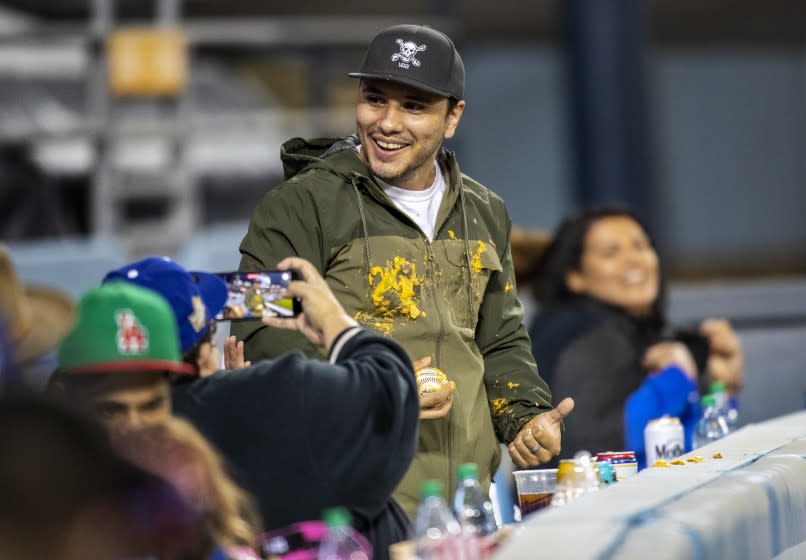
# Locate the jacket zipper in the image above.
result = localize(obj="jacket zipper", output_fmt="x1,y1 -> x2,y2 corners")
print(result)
423,238 -> 445,377
423,236 -> 454,501
354,173 -> 459,499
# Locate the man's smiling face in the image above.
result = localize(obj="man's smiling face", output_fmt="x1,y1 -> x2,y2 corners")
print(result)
356,79 -> 464,190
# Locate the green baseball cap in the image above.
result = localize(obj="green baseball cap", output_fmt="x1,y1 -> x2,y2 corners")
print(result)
58,282 -> 194,375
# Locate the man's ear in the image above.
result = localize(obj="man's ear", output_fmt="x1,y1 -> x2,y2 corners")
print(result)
566,270 -> 586,294
196,342 -> 210,367
443,100 -> 465,140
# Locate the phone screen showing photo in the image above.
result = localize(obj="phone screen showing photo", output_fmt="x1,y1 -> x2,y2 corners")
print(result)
214,271 -> 301,320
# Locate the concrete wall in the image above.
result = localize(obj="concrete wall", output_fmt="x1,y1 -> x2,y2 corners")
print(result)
456,45 -> 806,271
653,50 -> 806,268
455,44 -> 571,231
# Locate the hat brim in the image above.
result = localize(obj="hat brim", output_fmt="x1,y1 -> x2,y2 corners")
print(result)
15,286 -> 76,364
62,359 -> 195,376
348,72 -> 457,99
190,271 -> 228,323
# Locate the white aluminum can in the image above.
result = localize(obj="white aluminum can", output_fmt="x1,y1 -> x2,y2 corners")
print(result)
644,416 -> 685,465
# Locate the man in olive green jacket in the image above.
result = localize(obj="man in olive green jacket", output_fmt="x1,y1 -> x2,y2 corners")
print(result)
235,24 -> 574,520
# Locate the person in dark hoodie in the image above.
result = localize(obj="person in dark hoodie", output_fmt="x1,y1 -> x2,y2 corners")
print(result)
528,208 -> 743,466
233,23 -> 574,521
103,255 -> 420,560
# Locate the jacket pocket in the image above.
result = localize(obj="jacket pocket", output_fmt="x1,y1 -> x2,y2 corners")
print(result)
440,240 -> 503,329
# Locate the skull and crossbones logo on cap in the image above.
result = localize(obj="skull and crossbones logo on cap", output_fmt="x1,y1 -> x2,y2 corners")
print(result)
392,38 -> 427,68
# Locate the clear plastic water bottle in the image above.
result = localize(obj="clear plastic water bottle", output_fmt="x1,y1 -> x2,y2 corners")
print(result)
414,480 -> 462,560
710,382 -> 738,431
693,394 -> 730,449
549,463 -> 572,508
317,507 -> 370,560
552,453 -> 600,508
453,463 -> 497,537
574,451 -> 601,495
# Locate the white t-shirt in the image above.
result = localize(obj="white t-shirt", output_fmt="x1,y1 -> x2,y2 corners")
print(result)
373,160 -> 446,241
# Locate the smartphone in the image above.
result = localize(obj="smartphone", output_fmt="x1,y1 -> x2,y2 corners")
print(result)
671,329 -> 710,373
213,270 -> 302,320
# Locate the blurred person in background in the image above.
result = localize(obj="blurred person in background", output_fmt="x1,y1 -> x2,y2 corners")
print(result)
529,208 -> 743,465
113,416 -> 262,559
0,244 -> 75,390
234,23 -> 572,521
96,255 -> 419,560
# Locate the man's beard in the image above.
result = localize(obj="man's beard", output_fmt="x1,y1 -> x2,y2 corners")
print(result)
359,130 -> 439,187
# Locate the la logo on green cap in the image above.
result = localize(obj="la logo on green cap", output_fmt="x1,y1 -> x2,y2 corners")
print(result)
58,282 -> 195,375
115,309 -> 149,354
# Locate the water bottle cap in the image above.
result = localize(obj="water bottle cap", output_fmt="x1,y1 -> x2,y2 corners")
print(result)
457,463 -> 478,480
322,507 -> 351,528
709,382 -> 726,394
420,479 -> 444,499
701,394 -> 716,407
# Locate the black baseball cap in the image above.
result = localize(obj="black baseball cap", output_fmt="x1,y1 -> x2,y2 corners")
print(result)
349,24 -> 465,100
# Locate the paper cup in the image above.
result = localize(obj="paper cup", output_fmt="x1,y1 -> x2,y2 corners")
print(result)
513,469 -> 557,517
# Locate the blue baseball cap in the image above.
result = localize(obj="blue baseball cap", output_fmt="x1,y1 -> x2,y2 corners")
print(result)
102,257 -> 227,353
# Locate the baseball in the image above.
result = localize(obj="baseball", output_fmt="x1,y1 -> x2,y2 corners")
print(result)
416,366 -> 450,395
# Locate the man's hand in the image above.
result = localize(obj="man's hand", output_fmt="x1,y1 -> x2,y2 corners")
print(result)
262,257 -> 357,351
508,397 -> 575,468
412,356 -> 455,420
420,383 -> 455,420
700,318 -> 743,394
223,335 -> 251,369
642,341 -> 698,381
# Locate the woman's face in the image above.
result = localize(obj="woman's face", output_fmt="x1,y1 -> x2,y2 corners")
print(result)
566,216 -> 660,316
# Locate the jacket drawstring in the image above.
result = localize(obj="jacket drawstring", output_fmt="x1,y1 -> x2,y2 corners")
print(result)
459,184 -> 474,328
351,175 -> 373,278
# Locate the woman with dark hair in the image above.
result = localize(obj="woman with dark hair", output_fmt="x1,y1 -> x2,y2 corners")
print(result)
528,208 -> 742,466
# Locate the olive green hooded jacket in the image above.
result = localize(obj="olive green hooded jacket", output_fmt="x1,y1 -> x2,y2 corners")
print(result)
234,136 -> 552,519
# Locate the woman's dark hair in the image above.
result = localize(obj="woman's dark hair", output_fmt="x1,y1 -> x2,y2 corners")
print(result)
532,207 -> 667,324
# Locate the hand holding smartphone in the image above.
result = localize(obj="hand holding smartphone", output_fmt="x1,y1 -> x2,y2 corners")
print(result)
213,271 -> 302,320
671,329 -> 710,374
